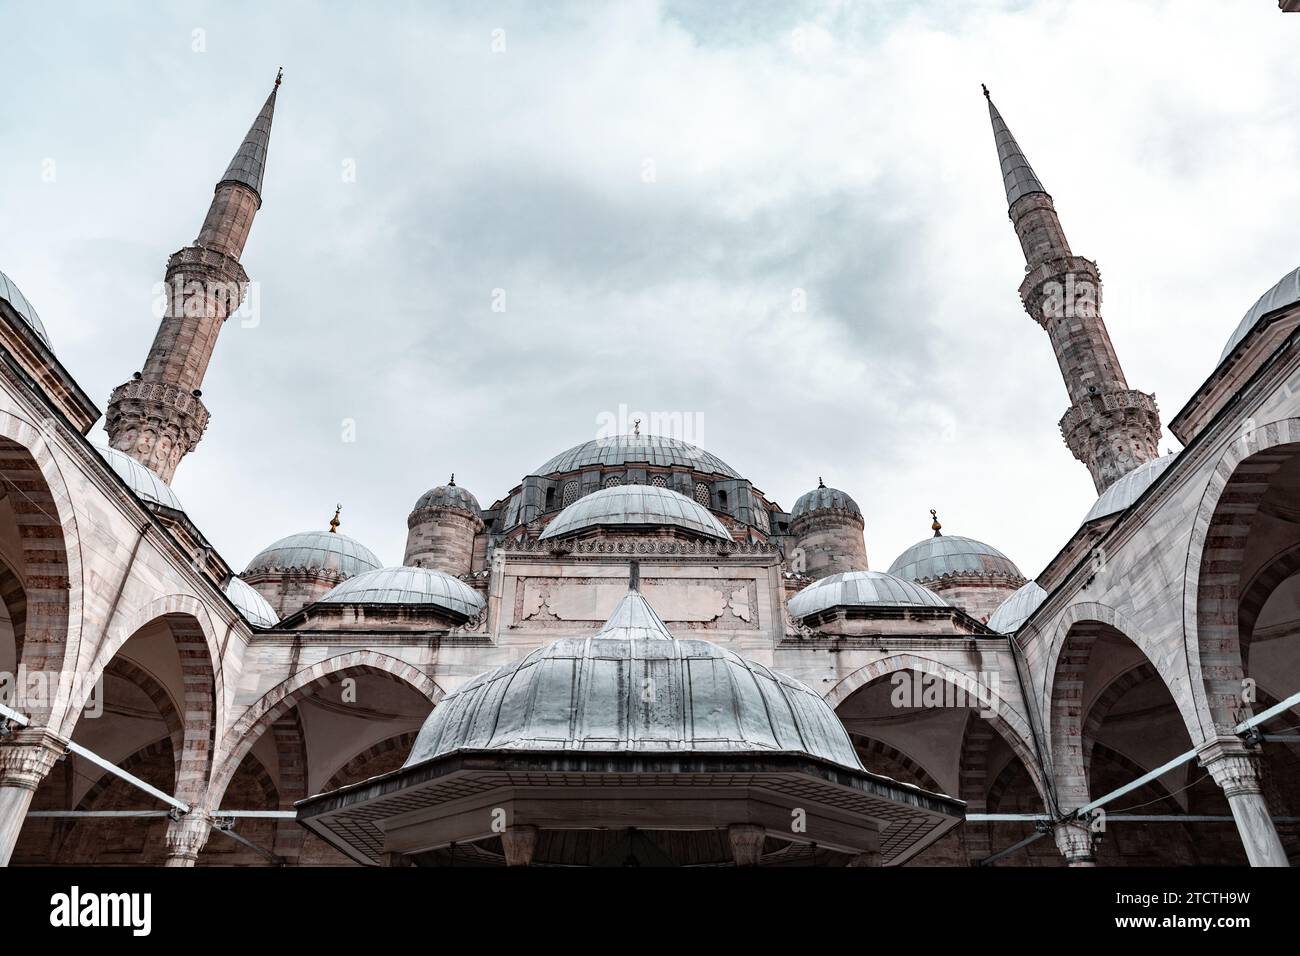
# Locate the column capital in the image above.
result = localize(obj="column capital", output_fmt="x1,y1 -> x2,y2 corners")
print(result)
1198,737 -> 1265,798
1053,819 -> 1097,866
500,825 -> 539,867
164,809 -> 212,866
0,726 -> 67,791
727,823 -> 766,867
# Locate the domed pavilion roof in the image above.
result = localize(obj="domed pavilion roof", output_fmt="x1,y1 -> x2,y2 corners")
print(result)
1082,454 -> 1176,525
888,513 -> 1022,585
787,570 -> 947,620
225,575 -> 279,628
245,528 -> 382,580
412,475 -> 481,517
0,269 -> 51,347
98,446 -> 184,512
318,566 -> 484,619
532,434 -> 740,479
404,586 -> 862,769
790,480 -> 862,521
986,580 -> 1048,634
539,484 -> 731,541
1219,265 -> 1300,362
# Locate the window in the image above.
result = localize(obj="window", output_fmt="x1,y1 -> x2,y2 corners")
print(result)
694,482 -> 710,506
561,481 -> 579,508
718,490 -> 728,511
603,475 -> 622,489
545,487 -> 556,510
650,475 -> 667,488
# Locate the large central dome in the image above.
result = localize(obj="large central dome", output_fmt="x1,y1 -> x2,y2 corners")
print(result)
531,434 -> 740,479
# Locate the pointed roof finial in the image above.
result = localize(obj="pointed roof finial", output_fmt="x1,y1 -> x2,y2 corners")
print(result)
930,508 -> 942,536
448,473 -> 456,487
818,476 -> 826,489
633,418 -> 641,437
985,89 -> 1047,206
329,504 -> 341,534
275,66 -> 283,88
217,75 -> 281,200
981,82 -> 990,100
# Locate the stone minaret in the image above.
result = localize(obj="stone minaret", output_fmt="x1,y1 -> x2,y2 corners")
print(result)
106,72 -> 281,482
985,86 -> 1160,493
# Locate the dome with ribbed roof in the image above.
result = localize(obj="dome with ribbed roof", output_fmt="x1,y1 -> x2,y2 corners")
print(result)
788,570 -> 947,620
540,484 -> 731,541
0,269 -> 50,347
412,476 -> 480,517
1082,454 -> 1176,525
225,575 -> 279,628
245,530 -> 381,580
404,586 -> 862,769
986,581 -> 1047,634
533,434 -> 739,479
319,566 -> 484,619
98,446 -> 184,512
1220,266 -> 1300,362
888,532 -> 1023,585
790,481 -> 862,521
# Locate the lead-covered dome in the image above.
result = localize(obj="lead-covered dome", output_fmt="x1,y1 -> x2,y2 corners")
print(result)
98,446 -> 184,511
532,434 -> 740,479
245,531 -> 382,580
319,566 -> 485,619
1082,454 -> 1176,525
1220,265 -> 1300,362
788,570 -> 947,619
225,575 -> 279,628
0,269 -> 50,347
790,482 -> 862,520
888,534 -> 1022,585
986,580 -> 1047,633
412,477 -> 480,517
404,588 -> 862,770
540,484 -> 731,541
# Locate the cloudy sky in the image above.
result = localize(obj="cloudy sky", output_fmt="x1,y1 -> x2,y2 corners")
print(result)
2,0 -> 1298,577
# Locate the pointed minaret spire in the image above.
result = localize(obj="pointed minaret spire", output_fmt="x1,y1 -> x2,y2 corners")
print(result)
984,87 -> 1160,493
106,75 -> 283,482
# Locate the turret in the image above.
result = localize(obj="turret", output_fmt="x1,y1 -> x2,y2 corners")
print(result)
404,476 -> 484,577
787,479 -> 868,579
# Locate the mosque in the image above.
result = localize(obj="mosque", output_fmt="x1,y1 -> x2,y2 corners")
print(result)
0,72 -> 1297,867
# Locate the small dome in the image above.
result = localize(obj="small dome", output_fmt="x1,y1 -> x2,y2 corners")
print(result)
539,484 -> 731,541
404,588 -> 862,770
0,269 -> 50,347
1220,266 -> 1300,362
245,531 -> 382,580
888,534 -> 1022,584
533,434 -> 740,479
97,446 -> 183,511
1082,454 -> 1176,525
319,566 -> 485,619
790,482 -> 862,521
788,570 -> 947,620
412,478 -> 480,517
986,581 -> 1047,633
225,575 -> 278,628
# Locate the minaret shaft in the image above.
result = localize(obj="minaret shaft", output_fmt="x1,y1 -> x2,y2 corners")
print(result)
987,90 -> 1160,493
105,78 -> 278,483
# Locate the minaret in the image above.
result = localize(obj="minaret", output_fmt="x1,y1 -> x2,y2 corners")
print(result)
106,71 -> 281,482
985,86 -> 1161,493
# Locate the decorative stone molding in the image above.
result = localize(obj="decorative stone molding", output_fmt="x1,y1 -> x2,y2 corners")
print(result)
0,727 -> 67,791
164,809 -> 212,865
727,823 -> 766,866
501,534 -> 776,557
1058,387 -> 1162,493
105,379 -> 211,483
1053,820 -> 1096,866
1198,738 -> 1265,798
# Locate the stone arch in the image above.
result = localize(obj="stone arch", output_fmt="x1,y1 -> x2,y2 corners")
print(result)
58,738 -> 175,865
824,653 -> 1047,804
0,409 -> 82,726
1238,541 -> 1300,664
102,658 -> 185,772
1081,660 -> 1159,779
63,605 -> 219,806
206,650 -> 439,812
850,736 -> 944,793
0,555 -> 27,667
322,730 -> 419,792
1184,417 -> 1300,738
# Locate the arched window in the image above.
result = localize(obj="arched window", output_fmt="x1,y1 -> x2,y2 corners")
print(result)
650,475 -> 667,488
545,487 -> 556,510
694,482 -> 710,506
603,475 -> 622,489
561,481 -> 579,508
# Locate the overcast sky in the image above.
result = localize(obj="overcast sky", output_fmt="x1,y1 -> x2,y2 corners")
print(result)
2,0 -> 1298,578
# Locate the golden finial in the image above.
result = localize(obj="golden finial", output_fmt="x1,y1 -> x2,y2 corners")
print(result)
275,67 -> 283,88
329,504 -> 341,534
930,508 -> 942,536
